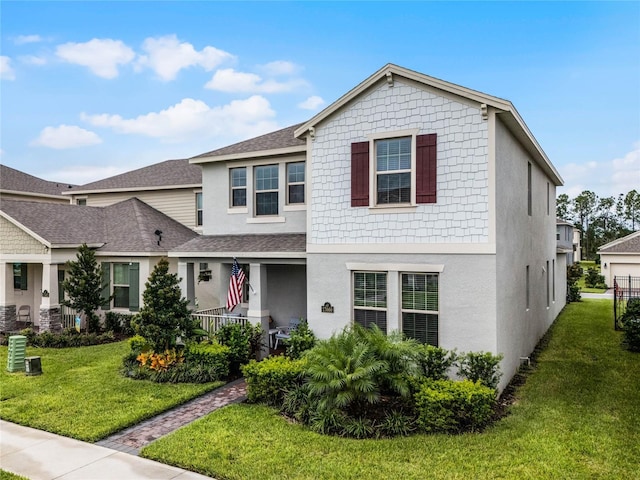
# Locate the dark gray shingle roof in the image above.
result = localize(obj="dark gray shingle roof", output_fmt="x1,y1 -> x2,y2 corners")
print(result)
69,159 -> 201,192
1,198 -> 198,253
191,123 -> 306,159
599,231 -> 640,253
175,233 -> 306,254
0,165 -> 75,197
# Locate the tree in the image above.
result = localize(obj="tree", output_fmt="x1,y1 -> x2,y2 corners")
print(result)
556,193 -> 571,220
133,257 -> 196,351
573,191 -> 598,260
624,190 -> 640,230
61,244 -> 105,333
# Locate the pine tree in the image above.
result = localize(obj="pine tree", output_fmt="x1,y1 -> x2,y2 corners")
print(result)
133,257 -> 196,351
62,244 -> 104,333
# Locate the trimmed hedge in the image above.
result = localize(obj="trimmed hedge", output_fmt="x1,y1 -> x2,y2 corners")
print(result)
185,343 -> 231,380
242,356 -> 307,406
414,379 -> 496,433
7,328 -> 116,348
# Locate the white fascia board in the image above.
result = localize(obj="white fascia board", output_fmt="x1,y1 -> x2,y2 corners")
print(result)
51,243 -> 105,249
168,251 -> 306,259
0,210 -> 52,247
0,253 -> 51,262
189,145 -> 306,164
63,184 -> 201,196
346,262 -> 445,273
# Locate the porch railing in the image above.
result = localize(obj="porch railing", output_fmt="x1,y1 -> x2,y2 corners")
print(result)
191,306 -> 247,335
61,305 -> 77,330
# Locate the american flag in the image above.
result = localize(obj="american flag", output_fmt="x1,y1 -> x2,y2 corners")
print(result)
226,258 -> 246,312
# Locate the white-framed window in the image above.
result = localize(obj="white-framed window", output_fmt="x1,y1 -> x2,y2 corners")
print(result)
287,162 -> 305,204
375,137 -> 412,205
76,198 -> 87,206
401,273 -> 439,346
113,263 -> 131,309
13,263 -> 27,290
353,271 -> 387,332
230,167 -> 247,207
195,192 -> 203,226
255,164 -> 279,216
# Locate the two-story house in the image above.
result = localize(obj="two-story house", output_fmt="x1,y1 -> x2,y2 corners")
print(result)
173,64 -> 565,390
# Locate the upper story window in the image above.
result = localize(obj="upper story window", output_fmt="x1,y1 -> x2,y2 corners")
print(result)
76,198 -> 87,206
230,168 -> 247,207
351,133 -> 436,208
376,137 -> 411,204
195,192 -> 203,226
255,164 -> 279,216
287,162 -> 305,204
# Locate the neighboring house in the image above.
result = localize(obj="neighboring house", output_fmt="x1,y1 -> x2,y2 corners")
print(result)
0,198 -> 198,332
598,230 -> 640,287
64,159 -> 203,231
0,164 -> 75,204
172,63 -> 565,391
557,218 -> 575,265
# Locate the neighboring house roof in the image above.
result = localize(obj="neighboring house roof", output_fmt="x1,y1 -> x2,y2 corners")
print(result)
173,233 -> 306,258
1,198 -> 198,253
556,218 -> 572,226
66,159 -> 201,194
190,123 -> 306,163
0,164 -> 75,199
294,63 -> 563,187
598,231 -> 640,254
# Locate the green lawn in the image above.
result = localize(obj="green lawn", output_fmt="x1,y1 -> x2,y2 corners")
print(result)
0,470 -> 28,480
577,261 -> 608,293
142,299 -> 640,479
0,341 -> 222,441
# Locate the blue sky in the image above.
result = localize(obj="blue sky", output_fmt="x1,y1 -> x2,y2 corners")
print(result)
1,1 -> 639,197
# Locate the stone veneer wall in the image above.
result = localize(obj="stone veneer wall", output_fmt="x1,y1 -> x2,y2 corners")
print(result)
0,305 -> 17,332
310,79 -> 489,245
39,307 -> 61,333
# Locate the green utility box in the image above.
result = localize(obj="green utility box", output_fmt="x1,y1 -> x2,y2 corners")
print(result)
7,335 -> 27,372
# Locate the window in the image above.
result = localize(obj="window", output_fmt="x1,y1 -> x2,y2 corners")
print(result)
353,272 -> 387,332
287,162 -> 305,204
230,168 -> 247,207
526,265 -> 530,310
376,137 -> 411,204
76,198 -> 87,206
13,263 -> 27,290
401,273 -> 439,346
113,264 -> 131,309
195,192 -> 203,226
58,269 -> 65,303
255,165 -> 278,216
351,133 -> 436,207
546,260 -> 550,308
527,162 -> 532,216
552,259 -> 556,302
547,182 -> 550,216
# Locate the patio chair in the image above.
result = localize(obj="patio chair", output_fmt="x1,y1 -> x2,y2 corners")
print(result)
17,305 -> 31,325
274,318 -> 302,350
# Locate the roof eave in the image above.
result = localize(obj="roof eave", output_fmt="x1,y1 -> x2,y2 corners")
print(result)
1,190 -> 69,200
64,184 -> 202,196
189,145 -> 306,164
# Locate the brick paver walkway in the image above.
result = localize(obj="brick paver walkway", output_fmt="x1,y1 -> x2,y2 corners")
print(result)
96,378 -> 246,455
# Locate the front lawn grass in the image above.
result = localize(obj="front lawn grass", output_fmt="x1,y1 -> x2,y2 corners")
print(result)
142,299 -> 640,479
0,341 -> 222,442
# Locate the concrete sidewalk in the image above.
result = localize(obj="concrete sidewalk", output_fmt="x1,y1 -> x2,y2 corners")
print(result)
0,420 -> 212,480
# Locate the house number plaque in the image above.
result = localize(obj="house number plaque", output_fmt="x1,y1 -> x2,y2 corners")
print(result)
321,302 -> 334,313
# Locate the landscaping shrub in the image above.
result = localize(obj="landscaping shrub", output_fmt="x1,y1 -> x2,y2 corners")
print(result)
241,355 -> 307,406
15,328 -> 116,348
216,322 -> 264,374
284,319 -> 317,359
414,379 -> 496,433
415,344 -> 457,380
622,317 -> 640,352
104,311 -> 134,335
585,268 -> 606,289
567,263 -> 582,302
457,351 -> 503,389
128,335 -> 151,354
379,409 -> 417,437
185,343 -> 230,380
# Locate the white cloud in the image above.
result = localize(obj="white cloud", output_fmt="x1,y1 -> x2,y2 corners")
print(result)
205,68 -> 307,93
558,143 -> 640,198
1,56 -> 16,80
298,95 -> 325,110
19,55 -> 47,66
259,60 -> 300,76
31,125 -> 102,149
56,38 -> 135,79
81,96 -> 278,141
14,34 -> 42,45
136,35 -> 234,81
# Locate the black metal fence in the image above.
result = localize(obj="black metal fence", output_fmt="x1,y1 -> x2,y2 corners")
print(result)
614,275 -> 640,330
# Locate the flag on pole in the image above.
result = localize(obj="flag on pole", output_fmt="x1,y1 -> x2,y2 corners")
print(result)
226,258 -> 246,311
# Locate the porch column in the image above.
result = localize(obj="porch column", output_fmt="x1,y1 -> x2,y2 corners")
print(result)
178,261 -> 196,309
40,263 -> 61,332
0,262 -> 17,332
247,263 -> 270,358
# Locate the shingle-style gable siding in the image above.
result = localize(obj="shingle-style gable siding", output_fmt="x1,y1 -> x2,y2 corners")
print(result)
310,79 -> 489,245
0,217 -> 47,255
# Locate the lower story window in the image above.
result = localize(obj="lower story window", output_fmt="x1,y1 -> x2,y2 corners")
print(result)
353,272 -> 387,332
13,263 -> 28,290
401,273 -> 439,345
113,264 -> 130,309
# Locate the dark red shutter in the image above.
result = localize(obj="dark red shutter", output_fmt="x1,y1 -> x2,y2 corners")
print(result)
416,133 -> 437,204
351,141 -> 369,207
